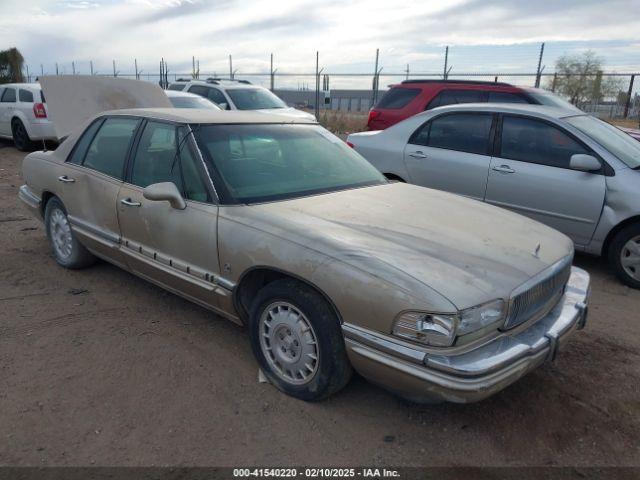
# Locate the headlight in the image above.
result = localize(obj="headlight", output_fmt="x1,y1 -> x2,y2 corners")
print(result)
458,299 -> 505,335
392,311 -> 457,347
392,299 -> 505,347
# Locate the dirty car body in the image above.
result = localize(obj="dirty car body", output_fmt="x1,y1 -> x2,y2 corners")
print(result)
19,87 -> 590,403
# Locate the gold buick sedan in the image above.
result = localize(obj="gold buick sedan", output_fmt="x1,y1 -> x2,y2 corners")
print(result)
18,80 -> 590,403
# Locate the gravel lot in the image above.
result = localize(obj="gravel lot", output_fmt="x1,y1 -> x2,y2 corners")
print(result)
1,140 -> 639,467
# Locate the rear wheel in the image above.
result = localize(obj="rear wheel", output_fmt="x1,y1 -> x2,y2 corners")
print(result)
249,279 -> 352,401
608,223 -> 640,289
11,119 -> 34,152
44,197 -> 96,269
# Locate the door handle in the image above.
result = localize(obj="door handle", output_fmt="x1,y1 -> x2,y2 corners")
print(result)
492,165 -> 515,174
409,151 -> 427,159
120,198 -> 141,207
57,175 -> 75,183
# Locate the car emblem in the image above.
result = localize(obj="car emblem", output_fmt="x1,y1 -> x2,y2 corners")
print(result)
532,243 -> 541,258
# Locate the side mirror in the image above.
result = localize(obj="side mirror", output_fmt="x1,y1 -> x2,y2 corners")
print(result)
143,182 -> 186,210
570,154 -> 601,172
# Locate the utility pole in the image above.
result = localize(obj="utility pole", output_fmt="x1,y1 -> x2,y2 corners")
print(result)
40,64 -> 44,77
135,59 -> 141,80
405,64 -> 409,81
624,75 -> 635,119
315,51 -> 320,119
535,42 -> 545,88
371,48 -> 379,108
229,55 -> 233,80
90,60 -> 94,75
113,60 -> 117,77
443,46 -> 449,80
71,61 -> 76,75
55,63 -> 59,75
25,65 -> 29,82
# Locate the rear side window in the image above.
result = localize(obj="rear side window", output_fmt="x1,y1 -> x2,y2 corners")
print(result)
188,85 -> 209,97
411,113 -> 493,155
68,120 -> 103,165
1,88 -> 16,103
19,89 -> 34,103
376,88 -> 420,109
206,88 -> 227,106
427,89 -> 486,110
83,118 -> 139,179
487,91 -> 529,104
500,116 -> 589,168
168,83 -> 186,91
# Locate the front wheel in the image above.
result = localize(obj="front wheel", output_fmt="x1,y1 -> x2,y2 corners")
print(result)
44,197 -> 96,269
249,279 -> 352,401
608,223 -> 640,289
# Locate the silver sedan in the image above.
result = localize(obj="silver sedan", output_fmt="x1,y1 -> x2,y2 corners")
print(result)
348,103 -> 640,288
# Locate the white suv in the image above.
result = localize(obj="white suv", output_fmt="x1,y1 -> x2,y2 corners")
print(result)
0,83 -> 57,151
168,78 -> 315,120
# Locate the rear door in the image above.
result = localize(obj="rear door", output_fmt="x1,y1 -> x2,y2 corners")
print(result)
59,116 -> 141,265
403,112 -> 494,201
116,120 -> 223,309
484,115 -> 606,246
0,87 -> 17,136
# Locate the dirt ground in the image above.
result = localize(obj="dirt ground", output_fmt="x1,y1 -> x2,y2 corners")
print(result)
1,140 -> 639,468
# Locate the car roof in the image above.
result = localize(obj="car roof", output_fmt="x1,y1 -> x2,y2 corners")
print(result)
1,83 -> 41,90
426,102 -> 583,120
177,80 -> 261,90
165,89 -> 203,98
101,107 -> 316,124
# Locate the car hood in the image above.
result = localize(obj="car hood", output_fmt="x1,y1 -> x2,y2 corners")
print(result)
257,107 -> 316,120
244,183 -> 573,310
40,75 -> 171,138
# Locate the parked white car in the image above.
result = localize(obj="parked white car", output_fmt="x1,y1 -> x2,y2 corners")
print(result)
348,103 -> 640,288
0,83 -> 57,150
165,89 -> 222,110
168,78 -> 315,120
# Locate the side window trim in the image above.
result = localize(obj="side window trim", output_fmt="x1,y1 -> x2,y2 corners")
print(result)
495,113 -> 609,174
408,111 -> 495,156
65,117 -> 105,164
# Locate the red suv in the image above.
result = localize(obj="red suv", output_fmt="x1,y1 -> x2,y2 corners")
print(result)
367,80 -> 573,130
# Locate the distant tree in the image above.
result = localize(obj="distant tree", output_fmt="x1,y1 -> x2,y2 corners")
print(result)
0,47 -> 25,84
548,50 -> 623,105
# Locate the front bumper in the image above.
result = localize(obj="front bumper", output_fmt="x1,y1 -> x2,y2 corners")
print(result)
343,266 -> 590,403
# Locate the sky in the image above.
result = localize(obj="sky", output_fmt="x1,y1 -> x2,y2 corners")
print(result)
1,0 -> 639,89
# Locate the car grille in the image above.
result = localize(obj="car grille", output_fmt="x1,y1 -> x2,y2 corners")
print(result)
503,260 -> 572,330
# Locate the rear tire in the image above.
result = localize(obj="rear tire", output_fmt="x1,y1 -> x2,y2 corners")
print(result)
249,279 -> 352,401
11,119 -> 34,152
44,197 -> 96,269
608,223 -> 640,289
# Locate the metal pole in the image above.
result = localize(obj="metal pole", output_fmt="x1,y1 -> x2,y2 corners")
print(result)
624,75 -> 635,119
25,65 -> 29,82
551,73 -> 558,92
443,46 -> 449,80
229,55 -> 233,80
405,64 -> 409,81
135,59 -> 139,80
55,63 -> 59,75
270,53 -> 274,91
371,48 -> 379,108
90,60 -> 94,75
315,51 -> 319,119
535,42 -> 545,88
113,60 -> 117,77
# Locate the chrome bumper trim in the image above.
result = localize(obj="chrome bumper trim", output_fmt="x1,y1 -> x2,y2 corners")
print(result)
18,185 -> 42,213
343,266 -> 590,403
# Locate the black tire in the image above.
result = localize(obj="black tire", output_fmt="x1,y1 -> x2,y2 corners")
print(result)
11,119 -> 34,152
608,223 -> 640,289
44,197 -> 96,269
249,278 -> 352,401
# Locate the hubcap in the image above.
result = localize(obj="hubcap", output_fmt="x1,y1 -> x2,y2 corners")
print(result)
621,235 -> 640,282
49,208 -> 73,259
259,301 -> 319,385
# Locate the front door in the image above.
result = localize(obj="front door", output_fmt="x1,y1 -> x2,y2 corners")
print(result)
403,112 -> 494,201
116,120 -> 222,309
484,115 -> 606,246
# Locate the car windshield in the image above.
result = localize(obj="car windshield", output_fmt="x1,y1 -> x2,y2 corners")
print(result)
170,96 -> 220,109
193,124 -> 387,203
565,115 -> 640,169
527,89 -> 581,111
226,88 -> 286,110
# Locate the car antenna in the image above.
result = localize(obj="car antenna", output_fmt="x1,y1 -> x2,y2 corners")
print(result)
41,139 -> 47,152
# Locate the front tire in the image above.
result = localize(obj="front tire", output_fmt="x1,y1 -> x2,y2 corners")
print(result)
249,279 -> 352,401
44,197 -> 96,269
608,223 -> 640,289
